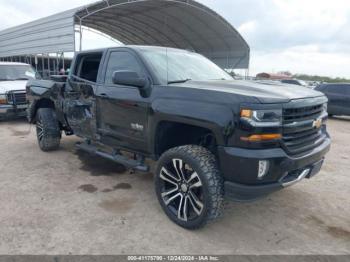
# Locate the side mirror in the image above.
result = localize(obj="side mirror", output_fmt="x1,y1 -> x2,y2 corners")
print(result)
112,70 -> 147,88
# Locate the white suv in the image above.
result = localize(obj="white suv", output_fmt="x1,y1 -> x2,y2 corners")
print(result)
0,62 -> 38,120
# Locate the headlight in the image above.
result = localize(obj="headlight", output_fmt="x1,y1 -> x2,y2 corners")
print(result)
241,109 -> 282,123
240,108 -> 282,142
0,94 -> 7,105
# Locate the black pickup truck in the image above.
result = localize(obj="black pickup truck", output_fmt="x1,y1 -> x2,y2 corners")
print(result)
27,46 -> 331,229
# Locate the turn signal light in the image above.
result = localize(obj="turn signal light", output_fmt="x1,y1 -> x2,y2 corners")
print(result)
241,134 -> 282,142
240,109 -> 252,118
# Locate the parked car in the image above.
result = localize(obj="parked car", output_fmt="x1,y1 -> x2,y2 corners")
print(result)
26,46 -> 330,229
0,62 -> 38,120
280,79 -> 309,87
315,83 -> 350,116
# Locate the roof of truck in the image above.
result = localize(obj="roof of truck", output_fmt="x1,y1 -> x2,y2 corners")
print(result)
77,45 -> 197,53
129,45 -> 195,52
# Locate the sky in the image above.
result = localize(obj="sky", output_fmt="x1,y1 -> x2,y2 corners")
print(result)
0,0 -> 349,78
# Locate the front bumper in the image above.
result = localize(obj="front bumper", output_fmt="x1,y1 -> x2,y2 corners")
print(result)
218,137 -> 331,201
0,104 -> 27,120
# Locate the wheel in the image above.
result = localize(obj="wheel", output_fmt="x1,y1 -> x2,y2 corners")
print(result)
36,108 -> 61,152
155,145 -> 224,229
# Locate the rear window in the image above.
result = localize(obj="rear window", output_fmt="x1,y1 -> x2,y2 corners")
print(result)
315,85 -> 326,91
73,53 -> 103,82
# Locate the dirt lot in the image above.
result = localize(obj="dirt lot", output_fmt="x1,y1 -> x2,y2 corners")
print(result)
0,118 -> 349,255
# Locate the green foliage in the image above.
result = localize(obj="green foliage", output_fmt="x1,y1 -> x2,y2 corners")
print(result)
294,74 -> 350,83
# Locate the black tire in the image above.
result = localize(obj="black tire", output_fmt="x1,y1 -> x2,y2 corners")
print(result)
155,145 -> 224,230
36,108 -> 61,152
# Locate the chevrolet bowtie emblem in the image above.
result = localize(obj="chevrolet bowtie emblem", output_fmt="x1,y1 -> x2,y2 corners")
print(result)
313,118 -> 323,129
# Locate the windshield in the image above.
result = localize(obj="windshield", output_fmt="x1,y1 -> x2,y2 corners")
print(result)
298,80 -> 308,86
0,65 -> 37,81
140,49 -> 233,84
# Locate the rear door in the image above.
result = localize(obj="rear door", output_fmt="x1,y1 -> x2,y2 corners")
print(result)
95,49 -> 150,153
63,52 -> 103,139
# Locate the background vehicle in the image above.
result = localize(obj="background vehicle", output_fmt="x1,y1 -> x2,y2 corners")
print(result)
0,62 -> 38,120
26,46 -> 330,229
315,83 -> 350,116
280,79 -> 308,87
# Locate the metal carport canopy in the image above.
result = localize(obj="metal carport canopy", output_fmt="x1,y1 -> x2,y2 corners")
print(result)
0,0 -> 250,69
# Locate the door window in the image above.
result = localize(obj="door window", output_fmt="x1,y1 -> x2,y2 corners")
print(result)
73,53 -> 103,82
328,85 -> 347,95
105,52 -> 143,85
343,85 -> 350,95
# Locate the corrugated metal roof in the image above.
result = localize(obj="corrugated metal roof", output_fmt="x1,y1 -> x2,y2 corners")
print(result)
0,9 -> 76,57
0,0 -> 250,69
0,62 -> 30,66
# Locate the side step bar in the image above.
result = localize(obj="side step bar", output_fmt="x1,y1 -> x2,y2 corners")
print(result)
76,142 -> 150,172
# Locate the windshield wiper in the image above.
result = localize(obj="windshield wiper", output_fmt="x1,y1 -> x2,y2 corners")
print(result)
14,78 -> 29,81
168,79 -> 192,84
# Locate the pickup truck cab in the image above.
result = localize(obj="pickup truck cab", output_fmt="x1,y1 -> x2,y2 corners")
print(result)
27,46 -> 330,229
0,62 -> 38,120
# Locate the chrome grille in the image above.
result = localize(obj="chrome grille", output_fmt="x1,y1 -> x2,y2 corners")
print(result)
284,104 -> 323,123
282,103 -> 326,155
6,91 -> 27,105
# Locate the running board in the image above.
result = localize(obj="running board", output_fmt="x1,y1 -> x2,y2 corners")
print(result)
76,142 -> 149,172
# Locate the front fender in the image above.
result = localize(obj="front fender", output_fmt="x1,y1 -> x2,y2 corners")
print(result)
150,98 -> 235,148
26,80 -> 62,123
26,80 -> 57,99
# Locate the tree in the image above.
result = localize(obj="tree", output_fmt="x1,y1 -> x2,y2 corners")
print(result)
293,74 -> 350,83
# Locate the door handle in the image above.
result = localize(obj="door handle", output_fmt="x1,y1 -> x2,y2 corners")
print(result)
99,93 -> 109,98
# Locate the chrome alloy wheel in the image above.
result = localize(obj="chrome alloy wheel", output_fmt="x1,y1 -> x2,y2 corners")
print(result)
36,119 -> 44,142
159,159 -> 204,221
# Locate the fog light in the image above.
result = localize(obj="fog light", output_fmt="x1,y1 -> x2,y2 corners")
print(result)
258,160 -> 270,179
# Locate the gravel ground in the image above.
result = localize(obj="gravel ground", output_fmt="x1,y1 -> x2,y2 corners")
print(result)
0,118 -> 349,255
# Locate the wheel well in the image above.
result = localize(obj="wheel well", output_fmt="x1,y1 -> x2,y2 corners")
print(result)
32,98 -> 55,122
155,121 -> 217,158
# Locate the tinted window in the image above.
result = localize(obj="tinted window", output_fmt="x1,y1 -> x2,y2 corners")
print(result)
73,53 -> 103,82
105,52 -> 143,85
327,85 -> 349,95
315,85 -> 326,92
345,85 -> 350,95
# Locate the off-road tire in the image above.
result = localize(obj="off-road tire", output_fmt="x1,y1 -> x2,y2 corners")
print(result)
155,145 -> 224,230
36,108 -> 61,152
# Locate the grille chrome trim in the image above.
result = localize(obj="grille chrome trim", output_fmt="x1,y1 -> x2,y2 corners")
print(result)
282,102 -> 327,156
6,90 -> 27,105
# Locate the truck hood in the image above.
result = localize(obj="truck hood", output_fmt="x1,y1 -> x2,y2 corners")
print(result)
0,80 -> 27,93
177,80 -> 324,103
